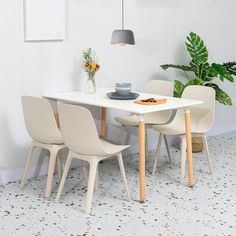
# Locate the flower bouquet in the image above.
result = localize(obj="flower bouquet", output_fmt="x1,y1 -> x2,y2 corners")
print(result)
82,48 -> 100,93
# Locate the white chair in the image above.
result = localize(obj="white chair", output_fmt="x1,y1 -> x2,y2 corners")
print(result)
21,96 -> 65,197
55,103 -> 130,214
152,85 -> 215,183
115,80 -> 174,158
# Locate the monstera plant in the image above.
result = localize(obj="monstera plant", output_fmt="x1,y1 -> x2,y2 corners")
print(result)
161,32 -> 236,105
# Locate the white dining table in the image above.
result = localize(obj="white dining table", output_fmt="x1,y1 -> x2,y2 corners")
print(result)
44,88 -> 203,202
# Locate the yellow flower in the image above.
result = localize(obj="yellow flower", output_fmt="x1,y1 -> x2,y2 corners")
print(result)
90,63 -> 97,69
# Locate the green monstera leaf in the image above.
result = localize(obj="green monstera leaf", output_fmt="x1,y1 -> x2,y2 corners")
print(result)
174,80 -> 186,98
190,60 -> 210,81
174,78 -> 203,98
186,78 -> 204,86
160,64 -> 193,72
209,63 -> 234,82
186,32 -> 208,64
223,62 -> 236,76
205,83 -> 232,105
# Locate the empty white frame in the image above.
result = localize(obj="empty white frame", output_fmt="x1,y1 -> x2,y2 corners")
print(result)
24,0 -> 65,41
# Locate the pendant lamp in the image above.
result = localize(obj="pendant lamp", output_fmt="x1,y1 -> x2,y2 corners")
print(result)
111,0 -> 135,45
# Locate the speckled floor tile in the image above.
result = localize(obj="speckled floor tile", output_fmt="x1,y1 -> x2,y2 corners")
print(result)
0,131 -> 235,236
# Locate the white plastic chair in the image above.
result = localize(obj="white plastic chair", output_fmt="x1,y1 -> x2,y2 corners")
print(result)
55,103 -> 130,214
152,85 -> 215,183
21,96 -> 65,197
115,80 -> 174,158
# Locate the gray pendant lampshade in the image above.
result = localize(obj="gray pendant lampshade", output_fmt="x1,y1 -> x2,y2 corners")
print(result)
111,0 -> 135,45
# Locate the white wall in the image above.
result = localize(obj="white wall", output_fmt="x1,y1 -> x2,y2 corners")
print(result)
0,0 -> 236,182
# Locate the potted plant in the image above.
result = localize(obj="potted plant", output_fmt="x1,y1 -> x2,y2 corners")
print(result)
160,32 -> 236,151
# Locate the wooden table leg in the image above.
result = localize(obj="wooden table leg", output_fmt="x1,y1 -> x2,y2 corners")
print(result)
138,115 -> 145,202
185,109 -> 194,187
100,107 -> 107,140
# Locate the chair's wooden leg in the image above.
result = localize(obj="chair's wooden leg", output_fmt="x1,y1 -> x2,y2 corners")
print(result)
100,107 -> 107,140
138,115 -> 145,203
21,144 -> 35,188
185,109 -> 194,187
180,136 -> 187,183
55,153 -> 73,203
45,147 -> 58,198
117,152 -> 131,201
153,133 -> 163,175
203,136 -> 213,175
163,135 -> 171,162
85,159 -> 98,214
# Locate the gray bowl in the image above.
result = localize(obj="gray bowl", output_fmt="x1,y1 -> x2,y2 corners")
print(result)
115,83 -> 132,96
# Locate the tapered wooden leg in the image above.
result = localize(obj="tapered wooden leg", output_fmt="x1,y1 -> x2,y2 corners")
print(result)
185,109 -> 194,187
138,115 -> 145,202
100,107 -> 107,140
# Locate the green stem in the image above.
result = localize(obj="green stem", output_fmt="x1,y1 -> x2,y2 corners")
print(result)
183,70 -> 190,80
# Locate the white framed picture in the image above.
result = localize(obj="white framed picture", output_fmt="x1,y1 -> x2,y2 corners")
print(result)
24,0 -> 65,41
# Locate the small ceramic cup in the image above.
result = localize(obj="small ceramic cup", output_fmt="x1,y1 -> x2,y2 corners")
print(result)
115,83 -> 132,96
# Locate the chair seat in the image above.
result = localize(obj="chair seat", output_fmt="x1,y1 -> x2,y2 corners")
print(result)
152,121 -> 205,136
99,139 -> 129,155
115,115 -> 140,126
38,137 -> 64,145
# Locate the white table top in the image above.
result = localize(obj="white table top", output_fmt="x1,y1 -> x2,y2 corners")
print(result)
43,88 -> 203,114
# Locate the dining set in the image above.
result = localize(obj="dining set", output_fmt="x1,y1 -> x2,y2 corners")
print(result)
20,80 -> 215,214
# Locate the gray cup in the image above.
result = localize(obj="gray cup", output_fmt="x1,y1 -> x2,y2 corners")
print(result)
115,83 -> 132,96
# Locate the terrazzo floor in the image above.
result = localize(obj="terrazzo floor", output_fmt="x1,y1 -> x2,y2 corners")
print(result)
0,131 -> 235,236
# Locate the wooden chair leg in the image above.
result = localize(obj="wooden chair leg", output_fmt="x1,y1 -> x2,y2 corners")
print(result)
55,154 -> 73,203
117,152 -> 131,201
21,144 -> 35,188
180,136 -> 187,183
85,159 -> 98,214
153,133 -> 163,175
163,135 -> 171,162
203,136 -> 213,175
45,147 -> 58,198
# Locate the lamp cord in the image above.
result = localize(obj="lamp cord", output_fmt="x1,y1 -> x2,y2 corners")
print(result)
122,0 -> 124,29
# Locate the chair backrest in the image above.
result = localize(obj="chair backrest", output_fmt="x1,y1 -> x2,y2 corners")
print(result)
21,96 -> 63,144
171,85 -> 215,133
143,80 -> 174,124
58,103 -> 106,156
144,80 -> 174,96
181,85 -> 215,133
